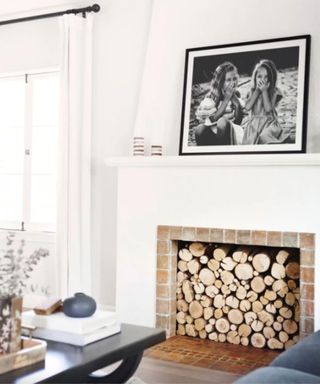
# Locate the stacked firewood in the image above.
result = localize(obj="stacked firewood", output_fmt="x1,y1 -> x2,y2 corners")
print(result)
176,242 -> 300,350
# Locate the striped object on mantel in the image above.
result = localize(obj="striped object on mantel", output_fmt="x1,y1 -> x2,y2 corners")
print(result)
151,145 -> 162,156
133,137 -> 145,156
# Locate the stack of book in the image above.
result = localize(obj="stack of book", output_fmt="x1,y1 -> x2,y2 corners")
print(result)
22,310 -> 121,346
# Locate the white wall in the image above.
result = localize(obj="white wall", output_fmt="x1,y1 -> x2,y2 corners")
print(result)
91,0 -> 153,306
135,0 -> 320,154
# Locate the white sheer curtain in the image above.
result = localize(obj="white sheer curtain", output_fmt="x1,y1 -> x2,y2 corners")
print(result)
57,14 -> 93,297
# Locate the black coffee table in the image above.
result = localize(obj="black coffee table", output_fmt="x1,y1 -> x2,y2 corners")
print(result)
0,323 -> 166,383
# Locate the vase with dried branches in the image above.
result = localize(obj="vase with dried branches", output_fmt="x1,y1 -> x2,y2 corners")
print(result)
0,232 -> 49,354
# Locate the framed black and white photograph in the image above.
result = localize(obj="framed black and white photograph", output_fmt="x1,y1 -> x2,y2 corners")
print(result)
179,35 -> 310,155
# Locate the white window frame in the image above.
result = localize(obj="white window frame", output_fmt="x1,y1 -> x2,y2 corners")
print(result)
0,68 -> 59,233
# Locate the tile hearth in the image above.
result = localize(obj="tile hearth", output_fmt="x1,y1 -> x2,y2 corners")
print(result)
145,334 -> 280,375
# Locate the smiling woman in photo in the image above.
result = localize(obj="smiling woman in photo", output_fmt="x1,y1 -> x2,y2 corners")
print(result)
194,61 -> 244,146
242,59 -> 291,145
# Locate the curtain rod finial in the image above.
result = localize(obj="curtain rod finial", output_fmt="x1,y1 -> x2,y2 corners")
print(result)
92,4 -> 100,13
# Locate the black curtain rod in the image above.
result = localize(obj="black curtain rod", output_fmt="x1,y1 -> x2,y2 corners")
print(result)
0,4 -> 100,26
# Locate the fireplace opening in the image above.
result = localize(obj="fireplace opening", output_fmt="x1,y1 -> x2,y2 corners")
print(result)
156,226 -> 315,347
176,240 -> 300,350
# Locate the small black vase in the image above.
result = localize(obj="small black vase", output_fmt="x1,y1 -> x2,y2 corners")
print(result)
63,293 -> 97,318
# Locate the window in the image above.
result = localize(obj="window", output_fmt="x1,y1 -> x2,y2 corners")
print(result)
0,71 -> 59,232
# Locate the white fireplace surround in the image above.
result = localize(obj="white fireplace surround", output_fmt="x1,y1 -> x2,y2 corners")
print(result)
106,154 -> 320,330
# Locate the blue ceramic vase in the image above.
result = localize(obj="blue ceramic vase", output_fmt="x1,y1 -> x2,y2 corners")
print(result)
63,292 -> 97,318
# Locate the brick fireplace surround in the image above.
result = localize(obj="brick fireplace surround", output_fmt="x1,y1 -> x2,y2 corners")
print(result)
156,225 -> 315,340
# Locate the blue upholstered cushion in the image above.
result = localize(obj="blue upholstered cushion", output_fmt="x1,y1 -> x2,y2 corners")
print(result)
234,367 -> 320,384
270,331 -> 320,376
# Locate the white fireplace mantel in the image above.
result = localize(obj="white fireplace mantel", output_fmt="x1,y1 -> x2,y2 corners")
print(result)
109,152 -> 320,330
105,153 -> 320,168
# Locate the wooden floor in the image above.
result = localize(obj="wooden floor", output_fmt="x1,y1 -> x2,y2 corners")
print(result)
134,357 -> 240,384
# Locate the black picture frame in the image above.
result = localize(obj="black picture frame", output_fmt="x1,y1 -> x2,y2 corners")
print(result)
179,35 -> 310,155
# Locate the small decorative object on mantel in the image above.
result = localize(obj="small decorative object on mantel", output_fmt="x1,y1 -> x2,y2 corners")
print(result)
132,136 -> 145,156
151,145 -> 163,156
63,292 -> 97,318
0,232 -> 49,354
